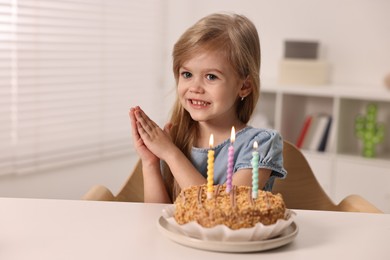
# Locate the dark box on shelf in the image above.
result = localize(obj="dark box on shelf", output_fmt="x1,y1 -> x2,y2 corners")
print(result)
284,40 -> 319,59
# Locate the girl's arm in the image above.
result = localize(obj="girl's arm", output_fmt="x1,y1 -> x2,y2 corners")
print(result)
141,161 -> 171,203
232,168 -> 271,189
134,107 -> 206,189
162,146 -> 207,188
129,107 -> 171,203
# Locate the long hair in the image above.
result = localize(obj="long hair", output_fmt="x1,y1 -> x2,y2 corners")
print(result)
163,13 -> 261,200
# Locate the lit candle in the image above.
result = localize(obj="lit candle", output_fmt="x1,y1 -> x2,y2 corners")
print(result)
226,126 -> 235,193
251,141 -> 259,199
207,134 -> 214,199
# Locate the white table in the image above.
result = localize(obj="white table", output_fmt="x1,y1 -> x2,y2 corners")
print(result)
0,197 -> 389,260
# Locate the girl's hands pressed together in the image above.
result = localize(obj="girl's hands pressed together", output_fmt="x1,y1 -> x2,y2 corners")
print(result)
132,106 -> 175,161
129,106 -> 172,203
129,106 -> 159,165
131,106 -> 207,195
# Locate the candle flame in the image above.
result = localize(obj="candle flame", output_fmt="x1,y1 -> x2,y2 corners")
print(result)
253,141 -> 258,149
230,126 -> 235,143
209,134 -> 214,148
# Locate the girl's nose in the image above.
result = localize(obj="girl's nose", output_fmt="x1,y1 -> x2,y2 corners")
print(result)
189,77 -> 205,93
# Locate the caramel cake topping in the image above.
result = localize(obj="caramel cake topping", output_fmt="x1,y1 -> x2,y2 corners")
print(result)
173,184 -> 286,229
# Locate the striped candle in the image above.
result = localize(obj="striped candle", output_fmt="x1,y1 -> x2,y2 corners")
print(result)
226,126 -> 235,193
251,141 -> 259,199
207,134 -> 214,199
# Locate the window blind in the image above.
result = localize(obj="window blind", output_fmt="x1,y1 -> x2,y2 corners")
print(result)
0,0 -> 165,175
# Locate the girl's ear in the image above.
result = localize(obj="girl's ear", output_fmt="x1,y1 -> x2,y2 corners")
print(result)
239,78 -> 253,99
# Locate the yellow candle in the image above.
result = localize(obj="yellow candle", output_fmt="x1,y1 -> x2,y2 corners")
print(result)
207,134 -> 214,199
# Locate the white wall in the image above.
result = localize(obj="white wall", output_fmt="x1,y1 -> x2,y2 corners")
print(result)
1,0 -> 389,200
0,154 -> 137,200
163,0 -> 390,91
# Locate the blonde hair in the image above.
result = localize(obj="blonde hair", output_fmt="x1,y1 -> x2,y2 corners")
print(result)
164,13 -> 261,200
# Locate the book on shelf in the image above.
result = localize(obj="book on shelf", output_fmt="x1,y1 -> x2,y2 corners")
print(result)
318,116 -> 332,152
296,115 -> 313,148
301,115 -> 320,150
296,114 -> 332,152
307,115 -> 331,151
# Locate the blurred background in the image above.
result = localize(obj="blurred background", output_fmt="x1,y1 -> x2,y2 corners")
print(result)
0,0 -> 389,209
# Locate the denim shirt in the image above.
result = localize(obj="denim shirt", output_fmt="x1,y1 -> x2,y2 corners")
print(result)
191,126 -> 287,191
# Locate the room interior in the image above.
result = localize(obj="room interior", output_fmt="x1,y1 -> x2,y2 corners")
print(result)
0,0 -> 389,213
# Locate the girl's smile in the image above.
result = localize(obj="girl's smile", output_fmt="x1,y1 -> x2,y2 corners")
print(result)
188,98 -> 211,108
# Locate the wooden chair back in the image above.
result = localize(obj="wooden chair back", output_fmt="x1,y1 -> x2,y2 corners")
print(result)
273,140 -> 337,210
116,159 -> 144,202
82,159 -> 144,202
274,140 -> 382,213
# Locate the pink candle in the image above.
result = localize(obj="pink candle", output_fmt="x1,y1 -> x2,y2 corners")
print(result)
226,126 -> 235,193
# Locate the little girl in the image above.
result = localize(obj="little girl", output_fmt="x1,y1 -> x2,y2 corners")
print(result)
130,13 -> 286,203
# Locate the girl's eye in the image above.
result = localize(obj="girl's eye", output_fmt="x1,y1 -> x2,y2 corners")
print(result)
181,72 -> 192,79
206,74 -> 218,81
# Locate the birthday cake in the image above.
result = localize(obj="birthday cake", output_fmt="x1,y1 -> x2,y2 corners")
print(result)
173,184 -> 286,230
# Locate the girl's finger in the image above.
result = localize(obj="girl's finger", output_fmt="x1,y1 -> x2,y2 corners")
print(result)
129,108 -> 141,140
138,107 -> 159,128
136,109 -> 158,133
136,120 -> 148,136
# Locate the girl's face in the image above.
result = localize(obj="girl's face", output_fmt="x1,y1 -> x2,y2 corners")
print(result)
177,50 -> 245,126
